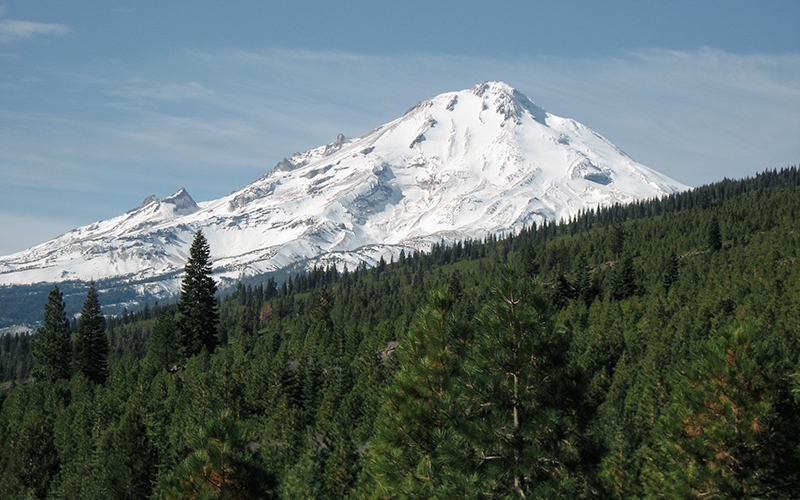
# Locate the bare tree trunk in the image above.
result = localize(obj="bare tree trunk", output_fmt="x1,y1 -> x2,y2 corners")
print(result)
513,372 -> 525,497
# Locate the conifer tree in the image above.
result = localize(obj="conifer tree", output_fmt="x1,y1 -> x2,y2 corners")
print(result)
610,221 -> 626,258
576,253 -> 597,305
460,268 -> 574,497
522,245 -> 540,278
72,282 -> 108,384
610,252 -> 636,300
31,286 -> 72,382
310,288 -> 334,334
708,214 -> 722,251
642,324 -> 799,497
177,230 -> 219,356
447,270 -> 463,300
661,250 -> 680,292
358,288 -> 473,499
144,310 -> 181,373
0,382 -> 64,499
360,273 -> 576,498
98,403 -> 157,500
158,410 -> 276,499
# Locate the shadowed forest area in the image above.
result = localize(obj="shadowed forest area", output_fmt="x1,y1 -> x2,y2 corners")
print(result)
1,166 -> 799,499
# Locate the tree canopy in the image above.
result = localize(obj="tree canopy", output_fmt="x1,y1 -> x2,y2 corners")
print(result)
72,282 -> 108,385
177,230 -> 219,356
0,166 -> 798,498
31,286 -> 72,382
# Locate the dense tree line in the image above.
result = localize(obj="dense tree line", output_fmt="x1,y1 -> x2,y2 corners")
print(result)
0,166 -> 798,498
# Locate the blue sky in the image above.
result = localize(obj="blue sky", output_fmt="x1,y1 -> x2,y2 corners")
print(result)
1,1 -> 798,255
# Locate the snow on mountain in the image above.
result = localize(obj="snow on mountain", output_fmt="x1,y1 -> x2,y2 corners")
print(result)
0,81 -> 689,305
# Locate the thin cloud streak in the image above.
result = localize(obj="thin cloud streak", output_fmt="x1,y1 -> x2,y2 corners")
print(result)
0,19 -> 71,43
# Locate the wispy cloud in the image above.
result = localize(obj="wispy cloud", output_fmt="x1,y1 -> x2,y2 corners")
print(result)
5,47 -> 799,185
107,80 -> 215,103
167,47 -> 800,186
1,46 -> 798,254
0,18 -> 71,43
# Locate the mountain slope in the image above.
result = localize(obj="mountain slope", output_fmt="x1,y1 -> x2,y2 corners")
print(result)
0,82 -> 688,306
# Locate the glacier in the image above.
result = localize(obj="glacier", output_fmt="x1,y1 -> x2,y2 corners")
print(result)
0,81 -> 689,313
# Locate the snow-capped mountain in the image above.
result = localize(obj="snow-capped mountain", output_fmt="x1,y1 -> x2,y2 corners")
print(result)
0,82 -> 688,307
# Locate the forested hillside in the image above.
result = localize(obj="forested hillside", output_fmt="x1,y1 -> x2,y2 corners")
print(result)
1,167 -> 798,499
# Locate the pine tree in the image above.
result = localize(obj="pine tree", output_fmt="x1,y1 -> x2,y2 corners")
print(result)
144,310 -> 181,373
31,286 -> 72,382
98,403 -> 157,500
447,270 -> 464,300
72,282 -> 108,384
708,214 -> 722,251
576,253 -> 597,305
610,221 -> 626,258
610,252 -> 637,300
358,288 -> 473,499
642,324 -> 800,497
460,268 -> 574,497
522,245 -> 540,278
157,410 -> 276,499
360,272 -> 577,498
661,251 -> 680,292
177,230 -> 219,356
0,382 -> 65,499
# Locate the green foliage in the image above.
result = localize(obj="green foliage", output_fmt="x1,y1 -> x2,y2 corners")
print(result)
157,410 -> 276,499
609,252 -> 637,301
49,374 -> 105,499
97,403 -> 158,500
0,381 -> 67,499
0,332 -> 33,383
357,288 -> 470,499
461,269 -> 576,497
642,324 -> 800,498
360,271 -> 579,498
178,230 -> 220,357
708,213 -> 722,251
144,309 -> 182,373
31,286 -> 72,382
0,166 -> 798,498
72,282 -> 109,385
661,251 -> 679,292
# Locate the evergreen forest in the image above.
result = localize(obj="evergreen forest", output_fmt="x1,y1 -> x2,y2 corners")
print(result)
1,167 -> 799,499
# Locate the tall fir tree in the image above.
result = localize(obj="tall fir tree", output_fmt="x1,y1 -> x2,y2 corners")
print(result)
177,230 -> 219,356
72,282 -> 108,385
661,250 -> 680,292
610,220 -> 626,258
31,286 -> 72,382
359,272 -> 577,498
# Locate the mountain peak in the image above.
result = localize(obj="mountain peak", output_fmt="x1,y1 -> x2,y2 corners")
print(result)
470,81 -> 547,125
162,188 -> 199,214
137,195 -> 159,209
133,188 -> 198,216
322,133 -> 348,156
0,83 -> 688,311
403,81 -> 547,128
471,80 -> 515,97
